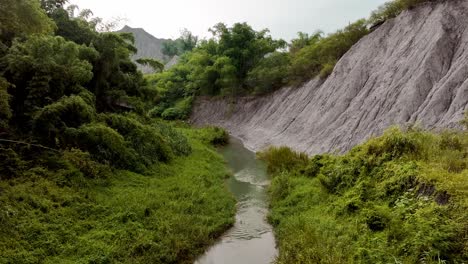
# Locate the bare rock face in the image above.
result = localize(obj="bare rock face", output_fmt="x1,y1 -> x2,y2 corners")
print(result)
117,26 -> 172,73
191,0 -> 468,154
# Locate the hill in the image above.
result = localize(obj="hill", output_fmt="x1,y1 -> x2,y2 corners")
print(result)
117,25 -> 172,73
191,0 -> 468,154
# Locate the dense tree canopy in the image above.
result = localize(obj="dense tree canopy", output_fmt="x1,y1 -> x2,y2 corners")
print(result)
162,29 -> 198,57
0,0 -> 55,46
0,0 -> 177,172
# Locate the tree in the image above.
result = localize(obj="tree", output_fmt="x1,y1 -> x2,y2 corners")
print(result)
0,0 -> 55,44
40,0 -> 68,13
3,35 -> 96,127
162,29 -> 198,57
0,78 -> 12,130
136,58 -> 165,73
290,31 -> 323,54
209,22 -> 286,89
289,19 -> 369,83
247,52 -> 291,94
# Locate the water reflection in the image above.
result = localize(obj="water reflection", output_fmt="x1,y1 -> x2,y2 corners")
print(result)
195,137 -> 277,264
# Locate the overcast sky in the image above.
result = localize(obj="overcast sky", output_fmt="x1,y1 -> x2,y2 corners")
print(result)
69,0 -> 388,41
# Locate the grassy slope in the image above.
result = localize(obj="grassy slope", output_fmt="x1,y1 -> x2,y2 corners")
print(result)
0,127 -> 235,264
260,128 -> 468,263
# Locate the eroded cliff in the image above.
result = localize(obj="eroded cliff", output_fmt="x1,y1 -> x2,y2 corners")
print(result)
191,0 -> 468,154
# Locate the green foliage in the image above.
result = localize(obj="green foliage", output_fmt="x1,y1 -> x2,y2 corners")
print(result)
3,35 -> 96,126
289,31 -> 323,55
289,19 -> 369,84
148,22 -> 286,119
247,52 -> 291,94
369,0 -> 434,26
0,3 -> 236,263
136,58 -> 165,72
265,127 -> 468,263
0,0 -> 55,44
0,131 -> 236,263
0,148 -> 27,180
33,95 -> 96,145
162,29 -> 198,57
189,126 -> 230,147
62,148 -> 111,179
153,122 -> 192,156
0,78 -> 12,129
160,97 -> 193,120
257,146 -> 308,174
462,111 -> 468,130
99,113 -> 174,165
67,123 -> 142,171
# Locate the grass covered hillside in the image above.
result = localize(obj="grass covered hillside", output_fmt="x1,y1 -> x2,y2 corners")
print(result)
0,1 -> 235,263
0,125 -> 235,263
259,125 -> 468,263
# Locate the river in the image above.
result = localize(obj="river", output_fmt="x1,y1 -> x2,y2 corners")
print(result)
195,137 -> 277,264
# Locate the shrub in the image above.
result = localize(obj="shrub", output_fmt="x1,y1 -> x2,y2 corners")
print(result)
62,148 -> 111,179
160,96 -> 193,120
365,209 -> 390,232
319,61 -> 336,79
302,154 -> 331,178
0,78 -> 12,130
66,123 -> 143,171
0,147 -> 26,179
365,127 -> 422,159
153,122 -> 192,156
289,19 -> 369,84
195,126 -> 230,146
33,95 -> 96,146
247,52 -> 290,94
461,111 -> 468,129
257,146 -> 308,174
368,0 -> 437,26
439,131 -> 464,151
99,113 -> 175,165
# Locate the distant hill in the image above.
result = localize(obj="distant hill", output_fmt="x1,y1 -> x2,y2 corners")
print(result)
117,25 -> 174,74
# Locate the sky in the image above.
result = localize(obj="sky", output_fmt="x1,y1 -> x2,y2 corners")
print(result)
69,0 -> 389,41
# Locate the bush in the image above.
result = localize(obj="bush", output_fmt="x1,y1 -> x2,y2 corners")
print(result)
364,127 -> 422,159
189,126 -> 230,147
289,19 -> 369,84
153,122 -> 192,156
267,126 -> 468,263
257,146 -> 308,174
62,149 -> 111,179
160,96 -> 193,120
0,78 -> 12,130
247,52 -> 290,94
368,0 -> 436,26
33,95 -> 96,146
100,113 -> 175,165
0,147 -> 26,179
66,123 -> 143,171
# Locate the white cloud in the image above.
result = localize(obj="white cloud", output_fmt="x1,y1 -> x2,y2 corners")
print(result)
69,0 -> 389,41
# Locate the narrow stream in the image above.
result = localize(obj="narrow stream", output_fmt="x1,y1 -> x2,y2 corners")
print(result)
195,137 -> 277,264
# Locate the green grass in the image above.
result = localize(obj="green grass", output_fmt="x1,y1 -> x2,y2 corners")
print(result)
260,127 -> 468,263
0,127 -> 236,264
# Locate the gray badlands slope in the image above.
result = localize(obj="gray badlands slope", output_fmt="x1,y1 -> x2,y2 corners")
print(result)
191,0 -> 468,154
117,25 -> 171,73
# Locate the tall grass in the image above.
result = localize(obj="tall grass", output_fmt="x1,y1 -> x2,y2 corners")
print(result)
260,127 -> 468,263
0,126 -> 236,263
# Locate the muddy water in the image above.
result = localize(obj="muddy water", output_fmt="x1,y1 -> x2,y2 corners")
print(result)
195,137 -> 277,264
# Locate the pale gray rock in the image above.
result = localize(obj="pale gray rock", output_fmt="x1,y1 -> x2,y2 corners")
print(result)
191,0 -> 468,154
117,25 -> 172,73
